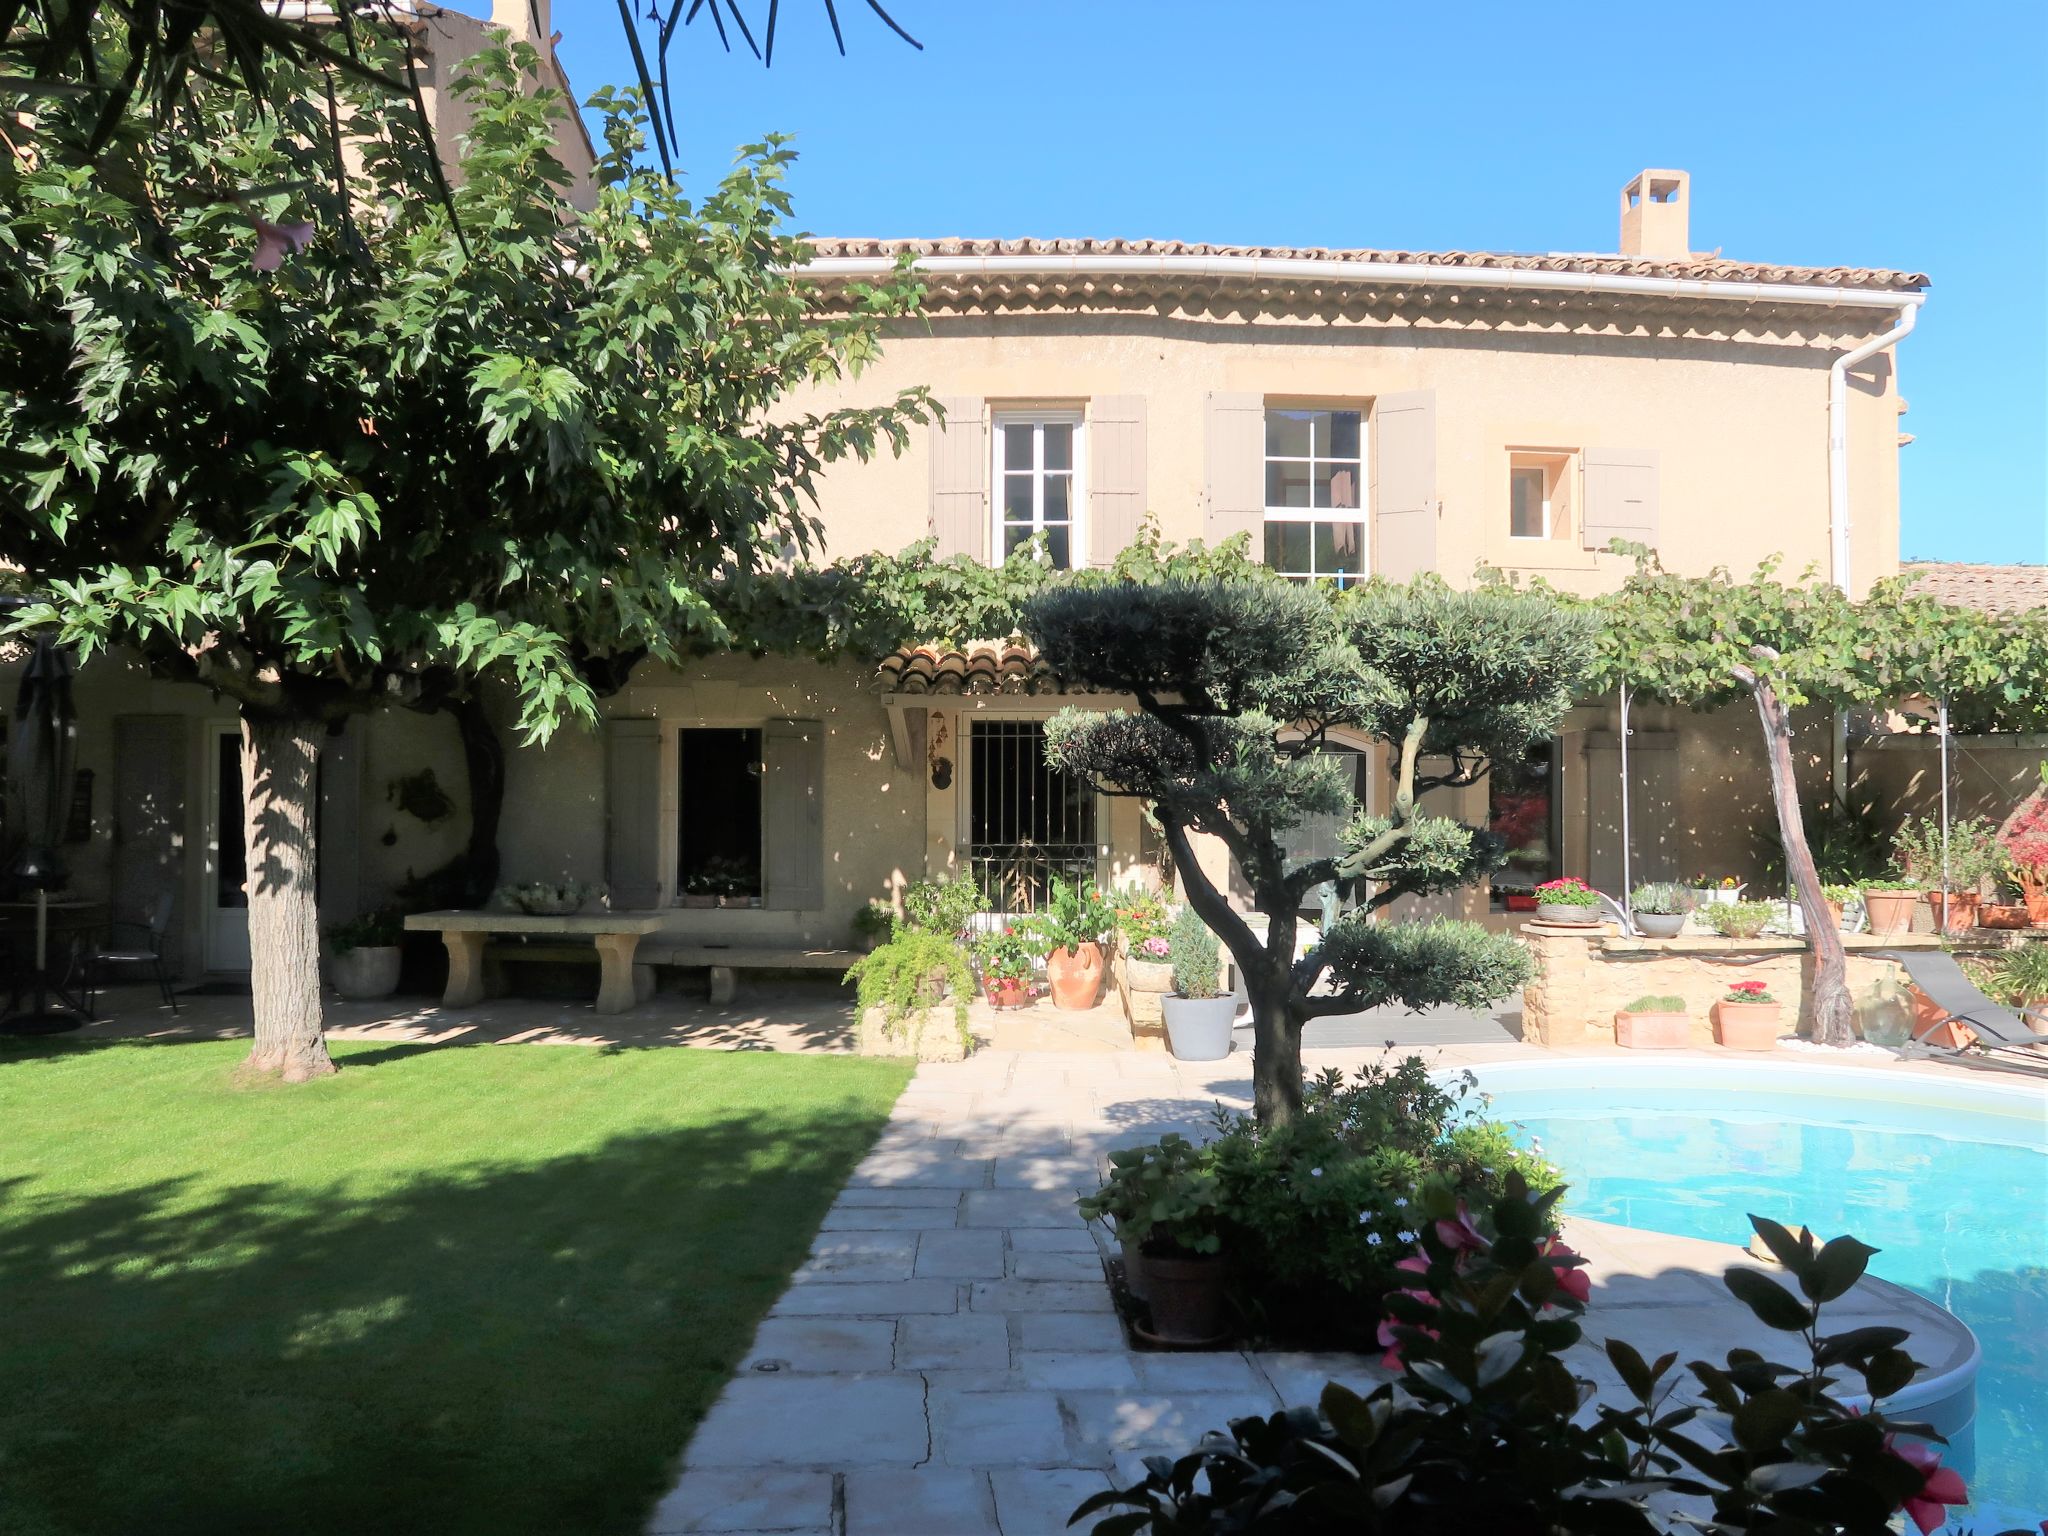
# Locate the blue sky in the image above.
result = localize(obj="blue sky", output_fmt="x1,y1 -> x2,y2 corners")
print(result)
547,0 -> 2047,566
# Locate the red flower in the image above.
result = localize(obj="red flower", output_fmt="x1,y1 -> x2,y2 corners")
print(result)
1435,1201 -> 1490,1255
1376,1306 -> 1439,1371
1539,1236 -> 1592,1303
1883,1435 -> 1967,1535
1731,980 -> 1768,996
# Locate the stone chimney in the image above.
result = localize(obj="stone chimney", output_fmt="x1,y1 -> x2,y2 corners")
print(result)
491,0 -> 551,47
1619,170 -> 1691,260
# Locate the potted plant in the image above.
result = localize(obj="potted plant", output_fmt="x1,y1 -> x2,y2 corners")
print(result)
1996,767 -> 2048,926
680,874 -> 717,910
1039,877 -> 1114,1010
974,924 -> 1037,1010
1821,883 -> 1860,932
1859,877 -> 1919,938
1988,944 -> 2048,1018
1613,993 -> 1689,1049
1688,874 -> 1744,907
1980,868 -> 2032,931
327,908 -> 403,1000
1714,979 -> 1783,1050
1078,1140 -> 1171,1302
1629,882 -> 1690,938
844,930 -> 975,1060
1161,907 -> 1235,1060
1893,814 -> 1999,933
850,900 -> 894,953
1081,1133 -> 1227,1344
1533,877 -> 1602,926
1702,900 -> 1774,940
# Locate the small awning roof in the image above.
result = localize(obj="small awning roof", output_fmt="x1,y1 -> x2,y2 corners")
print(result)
877,640 -> 1088,697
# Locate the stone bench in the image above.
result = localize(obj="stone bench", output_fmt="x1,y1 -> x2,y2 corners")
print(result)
638,942 -> 861,1005
405,911 -> 665,1015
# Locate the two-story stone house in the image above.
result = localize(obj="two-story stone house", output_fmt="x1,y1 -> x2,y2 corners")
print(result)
19,168 -> 1929,976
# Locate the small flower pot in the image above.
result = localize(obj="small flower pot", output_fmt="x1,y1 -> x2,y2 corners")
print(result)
1614,1009 -> 1690,1049
1537,903 -> 1601,926
681,894 -> 717,910
1045,942 -> 1105,1010
1980,904 -> 2031,930
1925,891 -> 1979,934
984,977 -> 1031,1010
1824,900 -> 1846,931
2023,882 -> 2048,926
1140,1250 -> 1228,1343
1715,1000 -> 1783,1051
1634,912 -> 1686,938
1862,890 -> 1918,937
1162,994 -> 1237,1060
330,944 -> 401,1001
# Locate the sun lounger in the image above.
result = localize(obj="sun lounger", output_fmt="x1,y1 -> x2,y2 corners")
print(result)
1875,947 -> 2048,1071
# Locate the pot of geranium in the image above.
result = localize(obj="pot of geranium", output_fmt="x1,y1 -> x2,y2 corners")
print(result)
1039,878 -> 1113,1010
1614,994 -> 1690,1049
1860,878 -> 1919,938
975,924 -> 1037,1010
1714,980 -> 1782,1051
1161,907 -> 1235,1060
1628,882 -> 1690,938
1534,877 -> 1603,926
1702,900 -> 1774,941
327,908 -> 403,1000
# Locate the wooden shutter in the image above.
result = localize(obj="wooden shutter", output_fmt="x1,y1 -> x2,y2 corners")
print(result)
605,718 -> 662,910
1371,390 -> 1437,580
1202,392 -> 1265,553
1086,395 -> 1146,567
763,719 -> 824,911
929,397 -> 988,561
1582,449 -> 1660,552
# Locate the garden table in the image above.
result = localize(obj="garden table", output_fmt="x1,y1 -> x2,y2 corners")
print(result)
404,910 -> 664,1015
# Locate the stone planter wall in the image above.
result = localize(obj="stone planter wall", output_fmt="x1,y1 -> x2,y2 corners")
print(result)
856,1003 -> 971,1062
1520,921 -> 1943,1048
1111,946 -> 1175,1049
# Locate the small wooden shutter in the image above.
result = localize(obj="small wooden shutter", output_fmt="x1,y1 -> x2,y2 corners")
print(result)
1371,390 -> 1437,580
1202,392 -> 1265,553
763,719 -> 824,911
1086,395 -> 1146,567
1582,449 -> 1660,552
929,397 -> 988,562
605,718 -> 662,910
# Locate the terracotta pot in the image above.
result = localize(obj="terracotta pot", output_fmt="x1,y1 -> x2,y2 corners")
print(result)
681,893 -> 717,909
1980,904 -> 2032,930
1142,1250 -> 1228,1342
1044,942 -> 1105,1010
1118,1234 -> 1150,1302
1714,1000 -> 1783,1051
1862,890 -> 1918,937
1614,1009 -> 1690,1049
1925,891 -> 1979,934
983,976 -> 1031,1010
1907,985 -> 1975,1049
2024,881 -> 2048,926
1824,900 -> 1846,931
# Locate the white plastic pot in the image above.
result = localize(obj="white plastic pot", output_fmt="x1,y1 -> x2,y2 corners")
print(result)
1162,994 -> 1237,1060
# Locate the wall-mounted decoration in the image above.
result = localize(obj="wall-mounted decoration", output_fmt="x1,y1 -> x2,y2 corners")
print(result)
927,713 -> 952,790
387,767 -> 454,824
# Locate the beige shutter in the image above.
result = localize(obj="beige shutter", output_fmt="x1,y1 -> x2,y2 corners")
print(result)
1202,392 -> 1266,553
1085,395 -> 1146,567
763,719 -> 824,911
605,718 -> 662,910
1371,390 -> 1437,581
1581,449 -> 1660,552
929,397 -> 988,562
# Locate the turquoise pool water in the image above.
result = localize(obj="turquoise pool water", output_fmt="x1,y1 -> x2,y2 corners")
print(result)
1471,1061 -> 2048,1531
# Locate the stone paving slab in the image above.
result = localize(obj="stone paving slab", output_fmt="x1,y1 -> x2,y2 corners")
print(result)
896,1313 -> 1010,1371
929,1388 -> 1070,1466
913,1228 -> 1006,1280
685,1375 -> 928,1469
990,1469 -> 1117,1534
741,1318 -> 896,1375
843,1469 -> 999,1536
646,1468 -> 834,1533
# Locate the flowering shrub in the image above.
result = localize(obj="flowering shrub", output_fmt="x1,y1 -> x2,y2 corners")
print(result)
1113,889 -> 1173,946
1997,772 -> 2048,894
1535,876 -> 1600,908
1724,979 -> 1778,1005
1078,1187 -> 1978,1536
973,925 -> 1038,985
1692,872 -> 1744,890
1137,935 -> 1171,960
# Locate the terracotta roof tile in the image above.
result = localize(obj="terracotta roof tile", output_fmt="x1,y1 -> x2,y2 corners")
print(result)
805,236 -> 1927,294
877,640 -> 1087,696
1900,562 -> 2048,614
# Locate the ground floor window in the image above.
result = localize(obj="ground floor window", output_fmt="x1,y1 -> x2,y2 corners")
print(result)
967,720 -> 1096,912
1488,739 -> 1560,910
678,727 -> 763,901
1281,743 -> 1368,917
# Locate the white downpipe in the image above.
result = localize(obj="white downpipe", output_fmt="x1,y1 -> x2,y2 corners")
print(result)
1619,683 -> 1633,911
1827,299 -> 1923,592
1939,696 -> 1952,929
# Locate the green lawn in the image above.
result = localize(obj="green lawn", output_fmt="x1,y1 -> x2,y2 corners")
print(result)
0,1036 -> 910,1536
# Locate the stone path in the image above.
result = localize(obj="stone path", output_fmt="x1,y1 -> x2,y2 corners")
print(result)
649,1043 -> 1978,1535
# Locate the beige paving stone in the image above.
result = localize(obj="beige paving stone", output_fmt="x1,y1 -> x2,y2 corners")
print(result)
685,1375 -> 927,1468
990,1469 -> 1118,1534
769,1279 -> 959,1317
1012,1312 -> 1128,1353
990,1154 -> 1101,1191
971,1279 -> 1115,1313
1131,1352 -> 1273,1394
913,1228 -> 1006,1280
1250,1350 -> 1390,1407
842,1469 -> 999,1536
896,1312 -> 1011,1371
741,1318 -> 897,1375
930,1387 -> 1070,1466
1057,1391 -> 1284,1458
645,1468 -> 834,1533
847,1156 -> 992,1190
831,1185 -> 966,1208
1016,1350 -> 1141,1390
1010,1227 -> 1102,1254
817,1203 -> 961,1232
959,1189 -> 1084,1228
793,1234 -> 916,1283
1009,1250 -> 1105,1282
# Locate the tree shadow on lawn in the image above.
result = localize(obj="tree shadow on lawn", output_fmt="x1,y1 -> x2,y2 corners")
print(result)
0,1105 -> 890,1536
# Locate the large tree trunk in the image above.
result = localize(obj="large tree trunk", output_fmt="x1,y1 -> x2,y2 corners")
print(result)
240,713 -> 336,1081
1249,975 -> 1304,1127
1738,667 -> 1855,1048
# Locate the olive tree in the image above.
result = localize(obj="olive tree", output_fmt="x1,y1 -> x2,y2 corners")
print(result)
1,45 -> 928,1079
1025,578 -> 1596,1125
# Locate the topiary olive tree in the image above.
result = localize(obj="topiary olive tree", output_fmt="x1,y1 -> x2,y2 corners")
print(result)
1025,578 -> 1596,1125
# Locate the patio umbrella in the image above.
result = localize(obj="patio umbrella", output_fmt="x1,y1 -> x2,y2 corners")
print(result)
2,635 -> 80,1032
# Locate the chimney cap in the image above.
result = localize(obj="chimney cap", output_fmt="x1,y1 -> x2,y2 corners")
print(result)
1619,170 -> 1692,260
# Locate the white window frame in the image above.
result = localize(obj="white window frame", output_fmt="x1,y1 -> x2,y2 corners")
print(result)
1509,463 -> 1551,540
991,410 -> 1085,569
1262,406 -> 1367,582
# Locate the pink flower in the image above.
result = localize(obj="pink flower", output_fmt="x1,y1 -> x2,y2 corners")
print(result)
251,218 -> 316,272
1884,1435 -> 1967,1535
1435,1202 -> 1490,1255
1376,1308 -> 1439,1371
1539,1236 -> 1592,1303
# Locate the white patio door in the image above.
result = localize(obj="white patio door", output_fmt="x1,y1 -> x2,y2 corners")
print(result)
203,723 -> 251,972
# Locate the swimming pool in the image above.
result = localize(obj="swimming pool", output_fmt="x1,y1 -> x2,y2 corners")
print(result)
1468,1059 -> 2048,1531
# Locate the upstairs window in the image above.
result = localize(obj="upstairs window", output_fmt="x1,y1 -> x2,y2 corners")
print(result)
994,412 -> 1083,569
1264,407 -> 1365,584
